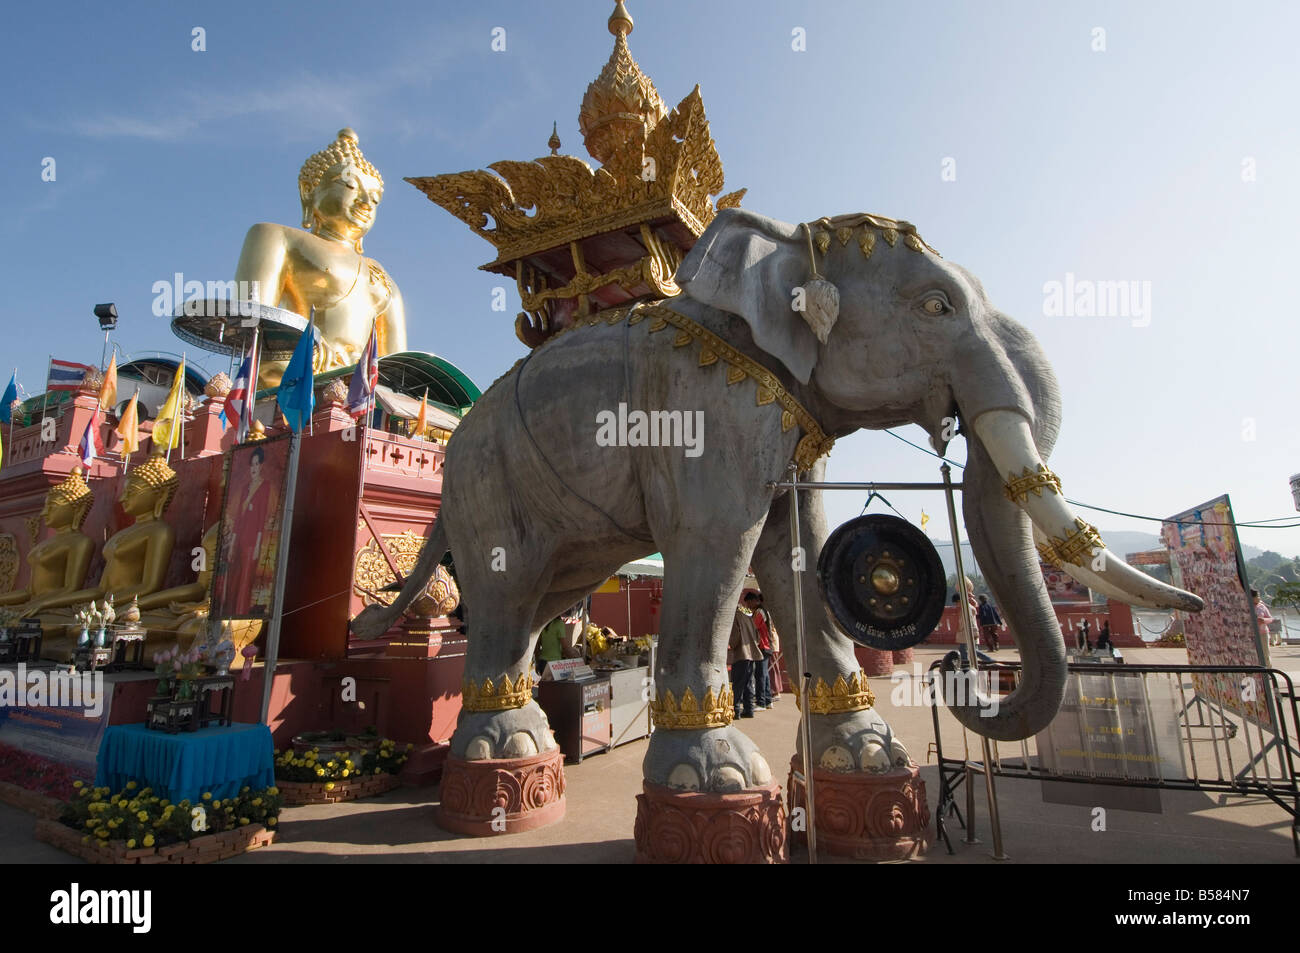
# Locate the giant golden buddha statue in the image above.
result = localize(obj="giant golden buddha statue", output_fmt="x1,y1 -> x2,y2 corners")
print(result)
236,128 -> 407,388
37,453 -> 179,657
0,468 -> 96,616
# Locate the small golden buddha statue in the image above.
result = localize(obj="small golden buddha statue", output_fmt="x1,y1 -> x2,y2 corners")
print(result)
236,128 -> 407,388
37,453 -> 179,657
0,468 -> 96,616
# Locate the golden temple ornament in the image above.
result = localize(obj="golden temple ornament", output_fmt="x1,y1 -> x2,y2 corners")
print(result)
462,672 -> 535,712
650,683 -> 735,730
1003,464 -> 1063,504
407,2 -> 745,349
1037,518 -> 1106,569
793,671 -> 877,715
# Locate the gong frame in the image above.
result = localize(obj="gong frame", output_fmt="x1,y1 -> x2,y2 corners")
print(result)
766,463 -> 1007,864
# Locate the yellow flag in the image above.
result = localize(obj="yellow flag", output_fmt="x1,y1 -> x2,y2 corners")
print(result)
920,510 -> 930,532
98,354 -> 118,412
415,387 -> 428,438
151,360 -> 186,451
116,388 -> 141,457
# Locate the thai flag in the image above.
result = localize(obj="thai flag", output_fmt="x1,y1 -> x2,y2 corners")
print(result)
78,407 -> 105,468
346,322 -> 379,419
48,358 -> 94,392
224,351 -> 255,443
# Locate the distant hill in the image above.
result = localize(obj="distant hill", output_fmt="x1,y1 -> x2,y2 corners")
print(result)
930,529 -> 1264,578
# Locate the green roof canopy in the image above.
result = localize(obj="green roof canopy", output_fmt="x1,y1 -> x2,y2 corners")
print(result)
259,350 -> 481,416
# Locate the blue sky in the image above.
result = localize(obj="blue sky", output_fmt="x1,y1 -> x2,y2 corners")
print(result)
4,0 -> 1298,558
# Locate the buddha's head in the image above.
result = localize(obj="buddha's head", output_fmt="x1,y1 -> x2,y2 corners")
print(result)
119,453 -> 179,521
43,466 -> 94,532
299,128 -> 384,253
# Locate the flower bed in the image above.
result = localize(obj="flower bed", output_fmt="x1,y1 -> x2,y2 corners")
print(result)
0,742 -> 87,802
45,780 -> 283,864
274,736 -> 410,804
36,817 -> 275,864
277,772 -> 400,805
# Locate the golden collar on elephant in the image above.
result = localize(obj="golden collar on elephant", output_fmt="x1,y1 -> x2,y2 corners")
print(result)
793,670 -> 876,715
650,683 -> 734,730
1036,518 -> 1105,570
462,671 -> 535,711
633,303 -> 835,471
805,213 -> 941,261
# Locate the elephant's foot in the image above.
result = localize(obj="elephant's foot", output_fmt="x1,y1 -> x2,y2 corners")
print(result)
436,701 -> 566,837
643,724 -> 774,792
449,701 -> 558,760
806,708 -> 912,773
637,723 -> 788,864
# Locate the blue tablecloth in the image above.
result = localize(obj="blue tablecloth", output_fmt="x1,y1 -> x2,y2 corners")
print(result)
95,723 -> 275,803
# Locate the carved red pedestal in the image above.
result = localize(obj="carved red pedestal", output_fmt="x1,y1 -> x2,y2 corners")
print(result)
856,646 -> 895,677
436,747 -> 566,836
634,780 -> 788,864
891,647 -> 914,668
787,756 -> 930,861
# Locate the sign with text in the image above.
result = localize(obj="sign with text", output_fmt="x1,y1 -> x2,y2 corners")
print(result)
1161,494 -> 1271,729
1037,671 -> 1185,783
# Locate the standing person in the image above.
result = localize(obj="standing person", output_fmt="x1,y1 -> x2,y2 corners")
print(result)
744,591 -> 773,710
728,602 -> 762,719
1252,589 -> 1278,647
1096,620 -> 1113,652
952,591 -> 978,665
976,594 -> 1003,651
753,592 -> 783,701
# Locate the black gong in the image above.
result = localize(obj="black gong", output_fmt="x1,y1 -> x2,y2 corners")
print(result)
816,514 -> 947,651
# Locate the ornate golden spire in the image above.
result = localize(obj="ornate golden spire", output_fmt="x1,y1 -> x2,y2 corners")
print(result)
548,121 -> 561,156
579,2 -> 667,169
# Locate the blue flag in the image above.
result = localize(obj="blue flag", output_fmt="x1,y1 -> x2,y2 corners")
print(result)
0,372 -> 16,424
277,324 -> 317,433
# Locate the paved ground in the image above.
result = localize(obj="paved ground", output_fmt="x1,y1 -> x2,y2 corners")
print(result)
3,645 -> 1297,863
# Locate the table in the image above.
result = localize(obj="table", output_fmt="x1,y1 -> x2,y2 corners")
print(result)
95,722 -> 275,803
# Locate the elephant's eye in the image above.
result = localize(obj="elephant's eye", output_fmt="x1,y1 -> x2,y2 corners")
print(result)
919,294 -> 952,316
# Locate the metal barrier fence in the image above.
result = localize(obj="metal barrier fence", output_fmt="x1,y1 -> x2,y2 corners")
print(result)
927,658 -> 1300,857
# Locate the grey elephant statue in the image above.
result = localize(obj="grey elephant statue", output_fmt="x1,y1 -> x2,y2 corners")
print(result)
353,207 -> 1202,801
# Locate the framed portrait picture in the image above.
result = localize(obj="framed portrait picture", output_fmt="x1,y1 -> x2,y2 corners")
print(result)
211,434 -> 293,621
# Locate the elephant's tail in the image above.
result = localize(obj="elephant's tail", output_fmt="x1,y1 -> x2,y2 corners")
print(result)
349,516 -> 449,639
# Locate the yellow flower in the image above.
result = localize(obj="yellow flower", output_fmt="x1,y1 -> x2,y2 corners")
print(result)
406,743 -> 414,751
212,800 -> 221,809
374,768 -> 381,775
125,781 -> 137,790
267,817 -> 277,826
73,780 -> 83,789
240,817 -> 250,825
315,767 -> 325,777
325,782 -> 335,791
95,828 -> 109,839
341,769 -> 349,778
143,834 -> 155,847
305,751 -> 317,761
84,820 -> 95,828
252,798 -> 263,806
136,811 -> 148,822
127,838 -> 137,848
202,792 -> 212,800
241,786 -> 250,794
267,787 -> 279,795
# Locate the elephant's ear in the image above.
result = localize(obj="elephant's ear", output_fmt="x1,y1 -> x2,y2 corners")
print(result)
676,208 -> 832,385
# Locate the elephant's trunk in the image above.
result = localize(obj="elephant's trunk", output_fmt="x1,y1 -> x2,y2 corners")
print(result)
941,317 -> 1202,741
